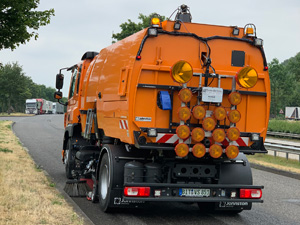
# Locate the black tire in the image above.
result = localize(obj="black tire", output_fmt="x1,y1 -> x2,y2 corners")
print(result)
65,139 -> 75,179
98,152 -> 113,212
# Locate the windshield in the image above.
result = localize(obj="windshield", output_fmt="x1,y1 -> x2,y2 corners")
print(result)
26,103 -> 36,108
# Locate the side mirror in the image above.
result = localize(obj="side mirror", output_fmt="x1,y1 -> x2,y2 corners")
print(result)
56,73 -> 64,90
54,91 -> 63,100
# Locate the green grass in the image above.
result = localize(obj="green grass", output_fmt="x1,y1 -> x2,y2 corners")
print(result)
247,154 -> 300,170
268,119 -> 300,134
0,148 -> 13,153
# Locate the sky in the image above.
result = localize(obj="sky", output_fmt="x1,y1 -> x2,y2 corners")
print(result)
0,0 -> 300,96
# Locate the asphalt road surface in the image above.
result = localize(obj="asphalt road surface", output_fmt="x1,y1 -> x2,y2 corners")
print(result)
1,115 -> 300,225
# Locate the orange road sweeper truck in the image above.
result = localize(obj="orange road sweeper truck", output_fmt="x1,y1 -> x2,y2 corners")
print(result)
54,5 -> 270,213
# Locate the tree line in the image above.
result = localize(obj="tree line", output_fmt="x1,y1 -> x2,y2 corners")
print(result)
0,62 -> 57,113
268,52 -> 300,118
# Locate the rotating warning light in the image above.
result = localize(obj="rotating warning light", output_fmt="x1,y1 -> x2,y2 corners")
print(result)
228,92 -> 242,105
178,106 -> 191,121
212,129 -> 226,143
175,143 -> 189,157
202,117 -> 216,131
209,144 -> 223,158
176,125 -> 190,139
192,143 -> 206,158
227,127 -> 240,141
236,66 -> 258,89
225,145 -> 239,159
171,60 -> 193,84
151,18 -> 161,27
191,128 -> 205,142
192,105 -> 206,120
228,110 -> 241,123
178,88 -> 192,103
214,106 -> 226,121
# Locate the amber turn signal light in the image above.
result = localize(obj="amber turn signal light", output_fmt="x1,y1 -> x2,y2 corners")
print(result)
192,143 -> 206,158
228,110 -> 241,123
212,129 -> 226,143
176,125 -> 190,139
214,106 -> 226,121
227,127 -> 240,141
192,105 -> 206,120
202,117 -> 216,131
209,144 -> 223,158
175,143 -> 189,157
178,106 -> 191,121
225,145 -> 239,159
228,92 -> 242,105
171,60 -> 193,84
191,128 -> 205,142
178,88 -> 192,103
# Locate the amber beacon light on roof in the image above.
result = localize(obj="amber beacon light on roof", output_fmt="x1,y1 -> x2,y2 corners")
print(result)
55,4 -> 270,213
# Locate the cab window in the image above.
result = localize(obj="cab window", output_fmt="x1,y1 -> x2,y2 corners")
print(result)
69,68 -> 78,99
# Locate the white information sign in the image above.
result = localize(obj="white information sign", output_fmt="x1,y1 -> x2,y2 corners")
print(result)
202,87 -> 223,103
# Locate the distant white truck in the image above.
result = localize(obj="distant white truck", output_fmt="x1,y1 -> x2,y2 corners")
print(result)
285,107 -> 300,120
25,98 -> 53,114
52,102 -> 64,114
25,99 -> 38,114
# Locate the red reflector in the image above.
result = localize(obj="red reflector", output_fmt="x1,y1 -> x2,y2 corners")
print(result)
264,66 -> 268,71
124,187 -> 150,197
136,55 -> 141,60
240,189 -> 262,199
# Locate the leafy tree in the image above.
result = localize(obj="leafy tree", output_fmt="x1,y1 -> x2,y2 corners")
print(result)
112,13 -> 166,42
0,0 -> 55,50
268,52 -> 300,118
0,62 -> 57,113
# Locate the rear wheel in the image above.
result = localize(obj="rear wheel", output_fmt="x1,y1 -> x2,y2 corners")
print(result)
98,152 -> 113,212
65,139 -> 75,179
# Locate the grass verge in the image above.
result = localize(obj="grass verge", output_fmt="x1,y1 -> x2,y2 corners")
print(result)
0,113 -> 34,117
0,121 -> 83,224
268,119 -> 300,134
247,154 -> 300,174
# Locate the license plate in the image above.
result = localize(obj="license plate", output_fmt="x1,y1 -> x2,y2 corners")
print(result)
202,87 -> 223,103
179,188 -> 210,197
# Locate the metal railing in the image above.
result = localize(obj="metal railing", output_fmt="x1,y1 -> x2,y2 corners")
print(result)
264,141 -> 300,162
267,131 -> 300,139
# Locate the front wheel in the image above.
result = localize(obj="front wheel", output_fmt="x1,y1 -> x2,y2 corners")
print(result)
98,152 -> 113,212
65,139 -> 75,179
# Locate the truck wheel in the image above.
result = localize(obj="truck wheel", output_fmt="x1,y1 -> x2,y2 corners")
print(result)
98,152 -> 113,212
65,139 -> 75,179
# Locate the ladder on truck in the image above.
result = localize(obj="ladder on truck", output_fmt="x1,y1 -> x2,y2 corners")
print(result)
84,109 -> 94,139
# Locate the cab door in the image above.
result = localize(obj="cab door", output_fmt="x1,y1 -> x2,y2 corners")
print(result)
65,65 -> 82,125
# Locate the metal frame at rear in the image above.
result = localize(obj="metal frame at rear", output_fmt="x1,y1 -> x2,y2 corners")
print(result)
123,182 -> 264,203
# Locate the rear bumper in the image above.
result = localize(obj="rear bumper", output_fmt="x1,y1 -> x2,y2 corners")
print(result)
123,182 -> 263,203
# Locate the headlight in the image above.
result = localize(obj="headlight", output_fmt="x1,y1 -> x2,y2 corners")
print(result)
236,66 -> 258,88
171,60 -> 193,84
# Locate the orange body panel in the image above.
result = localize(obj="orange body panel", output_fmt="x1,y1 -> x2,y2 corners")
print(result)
70,21 -> 270,148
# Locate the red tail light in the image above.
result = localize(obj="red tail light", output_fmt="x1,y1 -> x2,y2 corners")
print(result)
124,187 -> 150,197
240,189 -> 262,199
